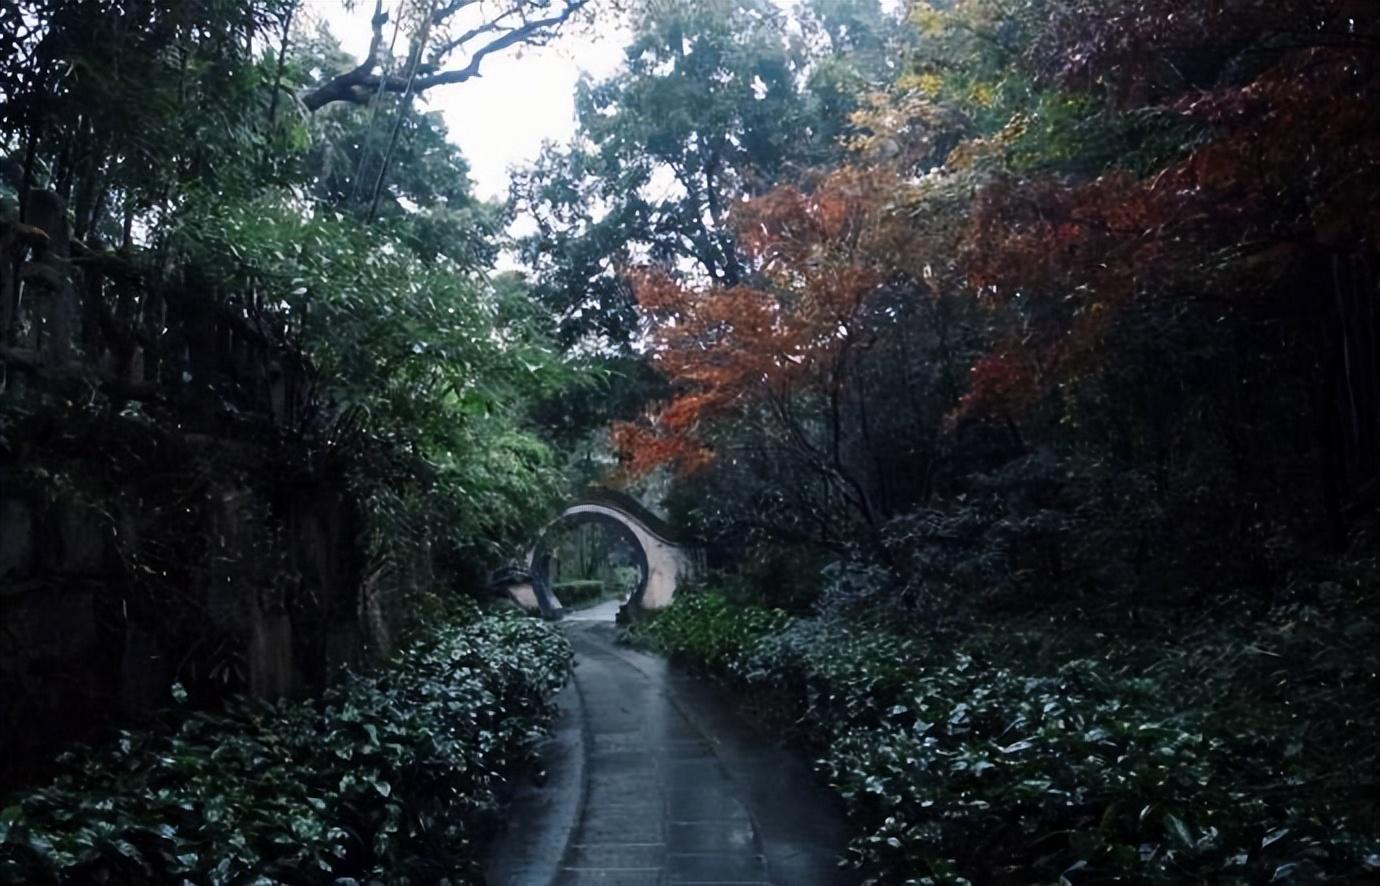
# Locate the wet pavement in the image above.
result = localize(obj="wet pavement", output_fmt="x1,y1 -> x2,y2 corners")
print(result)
561,597 -> 625,622
486,611 -> 859,886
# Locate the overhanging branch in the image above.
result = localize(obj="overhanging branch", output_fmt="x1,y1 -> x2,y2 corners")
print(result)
301,0 -> 588,112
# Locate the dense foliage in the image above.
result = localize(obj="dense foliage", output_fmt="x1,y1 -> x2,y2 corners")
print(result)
6,0 -> 1379,882
606,0 -> 1380,600
0,610 -> 571,885
511,0 -> 907,452
0,0 -> 579,831
634,587 -> 1380,883
2,0 -> 578,657
519,4 -> 1380,877
169,192 -> 569,568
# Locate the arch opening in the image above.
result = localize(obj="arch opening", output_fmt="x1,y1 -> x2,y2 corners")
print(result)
498,491 -> 705,620
531,513 -> 649,618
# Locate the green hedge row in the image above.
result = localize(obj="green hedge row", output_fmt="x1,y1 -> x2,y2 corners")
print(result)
633,591 -> 1380,884
0,610 -> 571,885
552,580 -> 607,606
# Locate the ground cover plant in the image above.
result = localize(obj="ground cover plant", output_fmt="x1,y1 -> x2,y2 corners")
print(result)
0,608 -> 571,885
631,580 -> 1380,885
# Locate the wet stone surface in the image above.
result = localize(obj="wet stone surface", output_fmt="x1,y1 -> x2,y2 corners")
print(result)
487,616 -> 858,886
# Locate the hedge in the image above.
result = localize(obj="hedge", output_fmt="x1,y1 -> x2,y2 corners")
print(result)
0,609 -> 571,885
631,591 -> 1380,884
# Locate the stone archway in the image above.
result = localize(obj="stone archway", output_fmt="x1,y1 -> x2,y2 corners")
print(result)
501,489 -> 704,619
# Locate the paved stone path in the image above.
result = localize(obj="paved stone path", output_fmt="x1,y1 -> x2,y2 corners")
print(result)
561,597 -> 624,622
486,614 -> 858,886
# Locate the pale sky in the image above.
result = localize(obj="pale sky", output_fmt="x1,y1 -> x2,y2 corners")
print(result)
312,1 -> 632,201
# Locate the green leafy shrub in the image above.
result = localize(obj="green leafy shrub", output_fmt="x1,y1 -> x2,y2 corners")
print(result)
632,589 -> 1380,884
721,542 -> 835,613
552,579 -> 607,606
609,566 -> 642,597
635,590 -> 789,673
166,193 -> 575,642
0,610 -> 571,885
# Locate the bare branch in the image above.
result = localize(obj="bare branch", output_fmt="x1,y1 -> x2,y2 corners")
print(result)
301,0 -> 588,112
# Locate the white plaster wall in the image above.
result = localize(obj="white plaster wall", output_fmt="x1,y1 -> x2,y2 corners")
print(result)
503,581 -> 548,612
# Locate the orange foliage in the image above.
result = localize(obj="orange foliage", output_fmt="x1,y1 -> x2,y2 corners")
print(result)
616,167 -> 904,476
621,0 -> 1380,452
610,420 -> 712,479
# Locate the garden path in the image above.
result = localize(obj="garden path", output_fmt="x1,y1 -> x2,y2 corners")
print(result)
485,613 -> 858,886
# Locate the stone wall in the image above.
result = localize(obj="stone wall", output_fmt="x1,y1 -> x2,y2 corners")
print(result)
0,424 -> 373,778
0,185 -> 381,783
